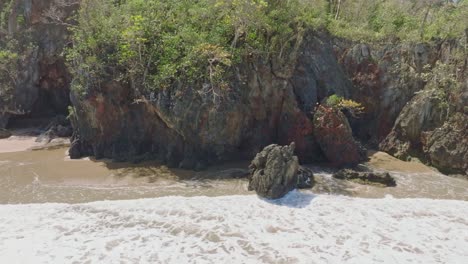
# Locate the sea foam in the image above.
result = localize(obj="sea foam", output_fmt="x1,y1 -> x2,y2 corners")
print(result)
0,191 -> 467,264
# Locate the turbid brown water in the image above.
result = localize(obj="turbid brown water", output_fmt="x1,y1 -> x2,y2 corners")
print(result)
0,147 -> 467,204
1,147 -> 467,263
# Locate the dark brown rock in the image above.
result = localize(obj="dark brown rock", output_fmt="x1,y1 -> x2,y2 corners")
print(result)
423,113 -> 468,175
333,169 -> 396,187
248,143 -> 299,199
0,129 -> 11,139
380,90 -> 448,159
313,105 -> 366,167
69,34 -> 354,167
338,43 -> 437,145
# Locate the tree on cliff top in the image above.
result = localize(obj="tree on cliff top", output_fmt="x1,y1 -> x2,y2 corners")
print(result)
67,0 -> 328,97
67,0 -> 467,98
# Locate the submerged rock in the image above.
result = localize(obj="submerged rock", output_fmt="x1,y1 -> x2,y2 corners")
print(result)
0,129 -> 11,139
333,169 -> 396,187
36,116 -> 72,143
297,166 -> 315,189
248,143 -> 299,199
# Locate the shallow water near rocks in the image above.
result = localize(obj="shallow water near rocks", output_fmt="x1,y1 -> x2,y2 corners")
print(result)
0,148 -> 466,203
0,148 -> 467,263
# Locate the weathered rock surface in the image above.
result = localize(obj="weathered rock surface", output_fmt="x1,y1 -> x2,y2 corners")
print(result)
337,42 -> 438,145
0,129 -> 12,139
36,115 -> 72,143
69,34 -> 353,167
313,105 -> 366,167
381,88 -> 468,175
423,113 -> 468,175
248,143 -> 299,199
2,1 -> 466,175
380,90 -> 448,160
0,0 -> 74,126
333,169 -> 396,187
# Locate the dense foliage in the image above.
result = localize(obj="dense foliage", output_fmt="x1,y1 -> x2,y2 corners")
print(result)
68,0 -> 467,95
1,0 -> 466,100
328,0 -> 468,42
68,0 -> 327,95
0,0 -> 32,112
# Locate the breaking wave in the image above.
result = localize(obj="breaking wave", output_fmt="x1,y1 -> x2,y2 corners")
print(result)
0,191 -> 467,263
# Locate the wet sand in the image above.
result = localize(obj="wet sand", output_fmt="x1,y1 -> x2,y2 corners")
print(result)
0,128 -> 70,153
0,134 -> 42,153
366,150 -> 437,174
311,151 -> 468,200
0,146 -> 467,204
0,148 -> 249,204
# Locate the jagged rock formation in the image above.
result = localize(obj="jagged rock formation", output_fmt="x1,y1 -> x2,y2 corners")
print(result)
248,143 -> 299,199
378,39 -> 467,175
338,40 -> 467,175
1,1 -> 466,175
313,105 -> 366,167
423,113 -> 468,175
69,33 -> 355,167
337,42 -> 439,145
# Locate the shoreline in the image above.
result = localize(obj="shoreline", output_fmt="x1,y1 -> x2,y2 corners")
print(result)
0,132 -> 458,177
1,143 -> 467,204
0,129 -> 70,154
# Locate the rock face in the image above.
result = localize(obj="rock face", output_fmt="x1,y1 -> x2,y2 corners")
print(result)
381,89 -> 467,175
423,113 -> 468,175
313,105 -> 366,167
2,1 -> 466,175
0,0 -> 75,127
338,40 -> 467,175
69,33 -> 354,167
380,90 -> 448,160
333,169 -> 396,187
248,143 -> 299,199
337,42 -> 438,145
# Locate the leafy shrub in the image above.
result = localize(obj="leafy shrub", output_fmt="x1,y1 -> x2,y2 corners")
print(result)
67,0 -> 328,96
325,94 -> 365,117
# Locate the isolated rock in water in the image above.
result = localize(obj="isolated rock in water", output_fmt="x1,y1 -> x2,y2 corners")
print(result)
333,169 -> 396,187
297,166 -> 315,189
0,129 -> 11,139
313,105 -> 366,167
248,143 -> 299,199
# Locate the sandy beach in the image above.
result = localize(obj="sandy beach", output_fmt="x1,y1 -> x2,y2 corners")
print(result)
0,129 -> 70,154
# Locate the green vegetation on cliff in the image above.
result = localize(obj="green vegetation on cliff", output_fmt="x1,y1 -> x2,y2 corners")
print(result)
68,0 -> 327,94
0,0 -> 34,111
68,0 -> 467,95
328,0 -> 467,42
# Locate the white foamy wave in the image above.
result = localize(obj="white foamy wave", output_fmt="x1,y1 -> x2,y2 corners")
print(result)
0,192 -> 467,264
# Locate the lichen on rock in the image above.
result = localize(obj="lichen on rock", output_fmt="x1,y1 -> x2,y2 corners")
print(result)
248,143 -> 300,199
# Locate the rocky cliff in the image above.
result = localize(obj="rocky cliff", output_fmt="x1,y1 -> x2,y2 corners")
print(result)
2,1 -> 466,175
0,0 -> 75,127
69,33 -> 354,168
